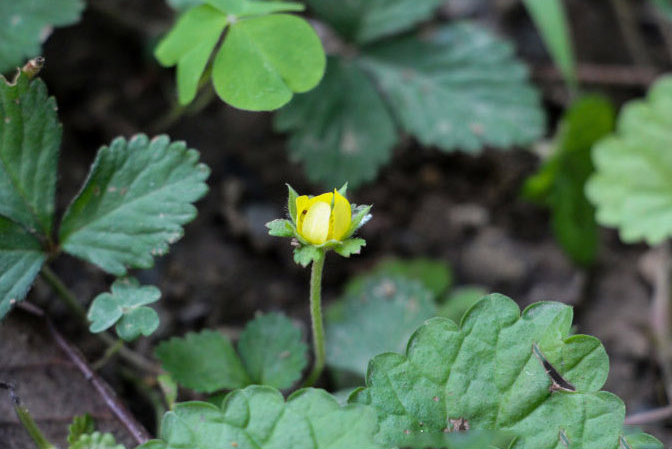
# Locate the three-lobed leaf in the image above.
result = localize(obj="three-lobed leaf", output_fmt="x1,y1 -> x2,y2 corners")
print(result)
586,76 -> 672,245
275,58 -> 397,188
138,386 -> 384,449
87,278 -> 161,341
351,293 -> 662,449
0,0 -> 84,73
237,312 -> 308,389
59,134 -> 210,276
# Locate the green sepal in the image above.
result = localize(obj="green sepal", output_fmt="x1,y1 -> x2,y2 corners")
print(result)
346,204 -> 372,237
293,245 -> 322,267
266,219 -> 295,237
337,182 -> 348,197
286,183 -> 299,223
334,238 -> 366,258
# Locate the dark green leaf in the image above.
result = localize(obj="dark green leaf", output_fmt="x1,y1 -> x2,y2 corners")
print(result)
237,312 -> 308,389
0,0 -> 84,73
587,76 -> 672,245
304,0 -> 444,44
137,386 -> 384,449
0,73 -> 60,236
58,134 -> 210,276
275,58 -> 397,188
360,23 -> 545,153
326,275 -> 435,379
351,294 -> 660,449
0,216 -> 46,320
155,330 -> 250,393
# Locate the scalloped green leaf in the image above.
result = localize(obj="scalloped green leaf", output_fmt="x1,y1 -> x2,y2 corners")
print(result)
58,134 -> 210,276
326,276 -> 435,379
87,278 -> 161,341
0,0 -> 84,73
69,431 -> 125,449
351,294 -> 660,449
334,238 -> 366,258
586,75 -> 672,245
437,286 -> 488,323
304,0 -> 444,44
156,330 -> 250,393
274,58 -> 397,188
138,386 -> 384,449
524,95 -> 615,265
237,312 -> 308,389
0,73 -> 60,236
359,23 -> 545,153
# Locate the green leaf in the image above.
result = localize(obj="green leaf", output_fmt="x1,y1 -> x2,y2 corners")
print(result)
359,23 -> 545,153
274,58 -> 397,188
58,134 -> 210,276
155,330 -> 250,393
137,386 -> 384,449
212,14 -> 325,111
265,218 -> 294,237
525,95 -> 615,265
0,0 -> 84,73
397,429 -> 514,449
345,257 -> 452,297
166,0 -> 204,12
437,286 -> 488,323
621,432 -> 664,449
293,245 -> 322,267
67,414 -> 95,445
205,0 -> 304,16
346,204 -> 372,236
237,312 -> 308,389
523,0 -> 577,89
158,374 -> 178,410
586,76 -> 672,245
87,278 -> 161,341
69,431 -> 125,449
304,0 -> 444,44
0,216 -> 46,320
0,73 -> 60,236
326,276 -> 435,378
334,238 -> 366,258
351,294 -> 661,449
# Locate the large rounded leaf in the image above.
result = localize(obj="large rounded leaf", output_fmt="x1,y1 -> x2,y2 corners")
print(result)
586,75 -> 672,245
213,14 -> 325,111
351,294 -> 661,449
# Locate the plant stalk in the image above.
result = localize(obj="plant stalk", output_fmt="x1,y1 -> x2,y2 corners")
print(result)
303,251 -> 326,387
1,382 -> 56,449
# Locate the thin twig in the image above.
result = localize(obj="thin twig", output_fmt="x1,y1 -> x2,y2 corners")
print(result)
18,302 -> 152,445
625,405 -> 672,425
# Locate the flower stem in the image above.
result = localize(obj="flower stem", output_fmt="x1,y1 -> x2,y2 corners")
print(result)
1,382 -> 56,449
303,250 -> 326,387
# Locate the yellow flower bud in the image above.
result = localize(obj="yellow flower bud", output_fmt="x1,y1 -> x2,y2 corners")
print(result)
295,190 -> 351,245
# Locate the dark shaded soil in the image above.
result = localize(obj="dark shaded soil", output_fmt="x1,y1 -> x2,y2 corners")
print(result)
2,0 -> 672,446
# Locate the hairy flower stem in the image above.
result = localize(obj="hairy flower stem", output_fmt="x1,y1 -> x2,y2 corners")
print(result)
40,266 -> 160,374
303,250 -> 326,387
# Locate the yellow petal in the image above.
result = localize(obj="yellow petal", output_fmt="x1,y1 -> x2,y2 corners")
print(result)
296,195 -> 310,231
302,201 -> 331,244
330,189 -> 351,240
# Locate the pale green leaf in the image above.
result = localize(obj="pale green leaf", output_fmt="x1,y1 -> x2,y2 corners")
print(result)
0,0 -> 84,73
87,278 -> 161,341
586,76 -> 672,245
293,245 -> 322,267
137,386 -> 384,449
351,294 -> 660,449
326,275 -> 435,378
334,238 -> 366,257
69,431 -> 125,449
523,0 -> 577,89
360,23 -> 545,153
274,58 -> 397,188
237,312 -> 308,389
622,432 -> 664,449
155,330 -> 250,393
265,219 -> 294,237
0,73 -> 60,235
58,134 -> 210,276
304,0 -> 444,44
0,216 -> 46,320
346,257 -> 452,297
212,14 -> 325,111
524,95 -> 615,265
